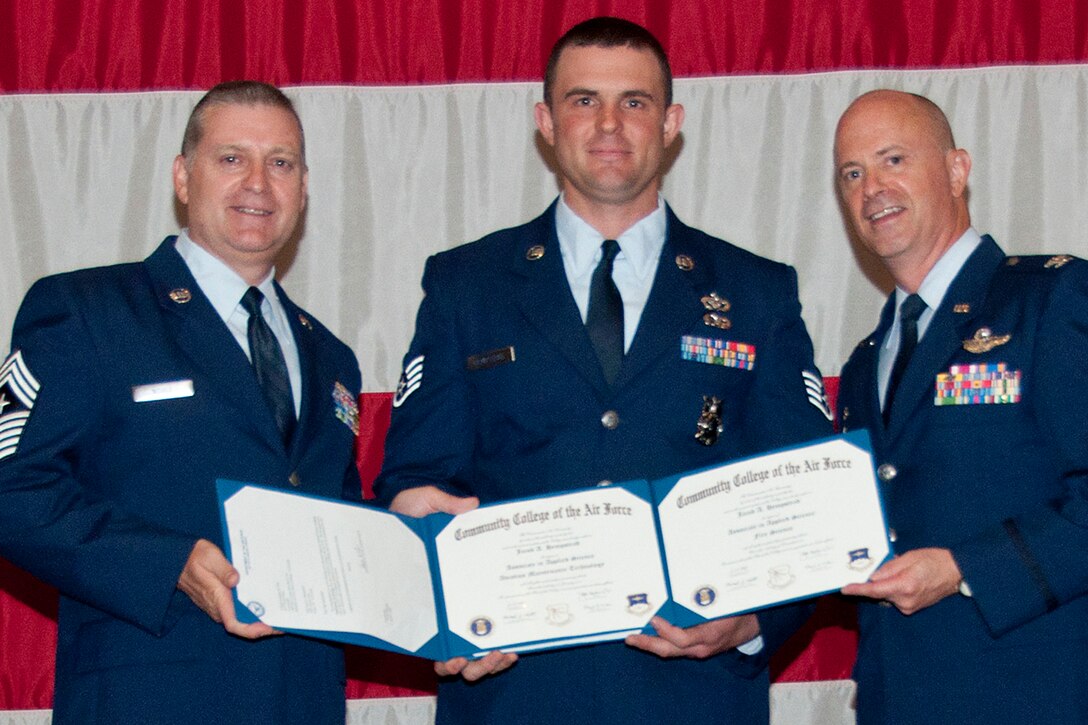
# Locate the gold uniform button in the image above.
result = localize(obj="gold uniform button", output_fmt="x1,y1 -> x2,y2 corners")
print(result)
600,410 -> 620,429
288,472 -> 301,487
596,479 -> 612,488
877,463 -> 897,482
887,528 -> 897,543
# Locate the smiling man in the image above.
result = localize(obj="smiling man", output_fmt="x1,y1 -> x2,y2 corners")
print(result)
376,17 -> 832,725
0,82 -> 362,723
834,89 -> 1088,723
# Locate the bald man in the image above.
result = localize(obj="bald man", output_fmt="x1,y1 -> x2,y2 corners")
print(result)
833,89 -> 1088,723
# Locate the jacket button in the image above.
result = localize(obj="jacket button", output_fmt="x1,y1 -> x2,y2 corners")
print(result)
597,479 -> 612,487
288,472 -> 301,487
888,528 -> 897,543
877,463 -> 897,482
600,410 -> 620,430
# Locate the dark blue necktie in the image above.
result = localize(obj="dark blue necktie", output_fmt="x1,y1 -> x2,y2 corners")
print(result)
884,293 -> 927,426
586,239 -> 624,385
241,287 -> 296,444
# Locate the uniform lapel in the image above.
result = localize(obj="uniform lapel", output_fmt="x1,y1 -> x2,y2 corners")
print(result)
277,285 -> 327,462
885,237 -> 1005,438
850,296 -> 895,442
616,209 -> 712,388
511,207 -> 614,397
143,237 -> 285,451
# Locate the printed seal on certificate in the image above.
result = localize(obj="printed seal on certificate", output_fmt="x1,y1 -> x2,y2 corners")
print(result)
470,617 -> 493,637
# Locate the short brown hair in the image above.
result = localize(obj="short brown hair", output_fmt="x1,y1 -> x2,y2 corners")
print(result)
180,81 -> 305,163
543,17 -> 673,107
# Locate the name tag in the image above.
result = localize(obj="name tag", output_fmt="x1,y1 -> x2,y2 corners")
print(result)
132,379 -> 195,403
466,346 -> 516,371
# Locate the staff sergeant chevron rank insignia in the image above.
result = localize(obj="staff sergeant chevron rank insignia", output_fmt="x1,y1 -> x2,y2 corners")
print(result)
0,350 -> 41,460
392,355 -> 424,408
802,370 -> 833,422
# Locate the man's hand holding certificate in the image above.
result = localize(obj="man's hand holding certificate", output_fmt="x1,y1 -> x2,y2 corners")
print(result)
217,432 -> 890,660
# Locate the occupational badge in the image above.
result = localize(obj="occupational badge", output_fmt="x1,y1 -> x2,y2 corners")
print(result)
700,292 -> 731,312
703,311 -> 731,329
952,303 -> 971,314
1045,254 -> 1074,269
694,395 -> 723,446
962,327 -> 1011,353
332,381 -> 360,435
0,350 -> 40,461
392,355 -> 424,408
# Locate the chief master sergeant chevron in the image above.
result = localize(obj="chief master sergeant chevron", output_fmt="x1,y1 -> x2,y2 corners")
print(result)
834,89 -> 1088,723
375,16 -> 833,725
0,81 -> 362,724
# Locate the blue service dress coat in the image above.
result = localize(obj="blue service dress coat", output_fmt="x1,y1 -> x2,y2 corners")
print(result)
0,238 -> 362,724
838,236 -> 1088,724
376,203 -> 834,725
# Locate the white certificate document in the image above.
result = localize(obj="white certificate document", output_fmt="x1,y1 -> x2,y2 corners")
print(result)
220,484 -> 438,654
433,485 -> 667,655
656,433 -> 889,621
217,432 -> 887,659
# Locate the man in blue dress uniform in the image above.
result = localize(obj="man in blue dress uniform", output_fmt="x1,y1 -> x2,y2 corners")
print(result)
834,89 -> 1088,723
0,82 -> 362,723
376,17 -> 833,725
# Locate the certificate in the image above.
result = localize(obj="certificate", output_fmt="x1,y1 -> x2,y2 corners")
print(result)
217,431 -> 889,659
654,432 -> 890,626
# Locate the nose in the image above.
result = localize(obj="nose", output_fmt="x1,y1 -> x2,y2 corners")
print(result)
243,163 -> 269,192
861,166 -> 883,199
597,102 -> 620,133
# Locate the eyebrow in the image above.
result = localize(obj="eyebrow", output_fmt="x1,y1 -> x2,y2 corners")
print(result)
562,88 -> 657,102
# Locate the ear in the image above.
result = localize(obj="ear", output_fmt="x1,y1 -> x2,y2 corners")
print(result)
947,148 -> 971,198
172,155 -> 190,205
663,103 -> 684,147
534,102 -> 556,146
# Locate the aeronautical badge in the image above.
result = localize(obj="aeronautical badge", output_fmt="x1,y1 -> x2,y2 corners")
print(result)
469,617 -> 493,637
693,586 -> 717,607
392,355 -> 424,408
848,548 -> 872,571
802,370 -> 833,422
952,303 -> 971,314
331,382 -> 359,435
1045,255 -> 1074,269
694,395 -> 723,446
0,350 -> 41,461
962,327 -> 1011,353
703,311 -> 731,330
627,593 -> 651,614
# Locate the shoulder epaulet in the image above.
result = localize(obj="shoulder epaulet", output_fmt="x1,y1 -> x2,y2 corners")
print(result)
1002,254 -> 1080,271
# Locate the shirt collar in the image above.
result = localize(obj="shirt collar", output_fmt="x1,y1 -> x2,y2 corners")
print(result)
555,194 -> 667,280
895,227 -> 982,313
175,230 -> 278,319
